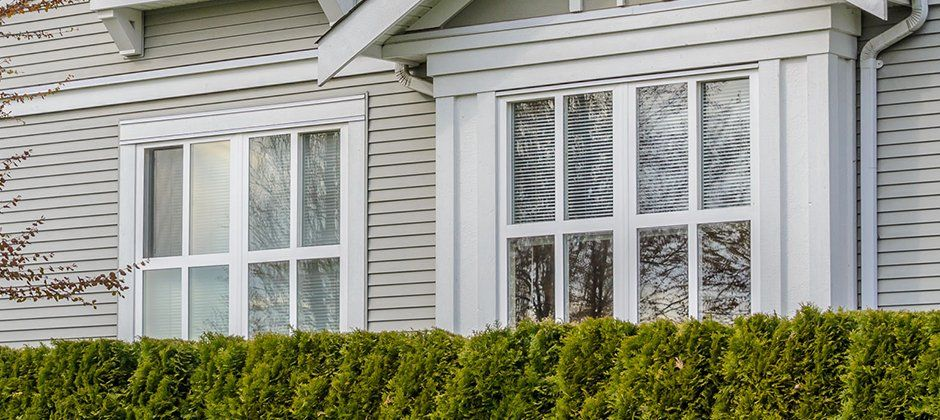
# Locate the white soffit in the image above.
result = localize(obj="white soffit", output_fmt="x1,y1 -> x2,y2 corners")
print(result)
846,0 -> 906,20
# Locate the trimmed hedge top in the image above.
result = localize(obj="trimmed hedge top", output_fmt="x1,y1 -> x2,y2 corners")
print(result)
0,308 -> 938,419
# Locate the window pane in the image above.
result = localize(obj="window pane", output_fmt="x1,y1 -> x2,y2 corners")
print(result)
249,134 -> 291,251
189,265 -> 229,338
509,236 -> 555,323
190,141 -> 230,255
701,79 -> 751,209
145,147 -> 183,257
248,261 -> 290,336
143,269 -> 181,338
298,258 -> 340,331
567,232 -> 613,322
699,221 -> 751,323
512,99 -> 555,224
300,132 -> 341,247
638,226 -> 688,323
637,83 -> 689,214
566,92 -> 613,220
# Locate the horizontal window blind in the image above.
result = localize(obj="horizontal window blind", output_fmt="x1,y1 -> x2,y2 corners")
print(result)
298,258 -> 340,331
301,132 -> 341,247
512,99 -> 556,224
637,83 -> 689,214
701,79 -> 751,209
565,92 -> 614,220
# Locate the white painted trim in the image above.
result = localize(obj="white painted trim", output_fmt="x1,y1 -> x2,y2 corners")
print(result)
6,53 -> 394,117
756,59 -> 783,314
319,0 -> 357,24
97,8 -> 143,57
119,95 -> 367,144
409,0 -> 474,30
570,0 -> 584,13
434,97 -> 458,331
117,97 -> 368,339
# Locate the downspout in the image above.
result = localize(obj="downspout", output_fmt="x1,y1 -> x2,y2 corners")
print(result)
395,63 -> 434,97
860,0 -> 928,309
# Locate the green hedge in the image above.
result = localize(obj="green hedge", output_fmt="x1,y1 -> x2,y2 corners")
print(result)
1,308 -> 938,418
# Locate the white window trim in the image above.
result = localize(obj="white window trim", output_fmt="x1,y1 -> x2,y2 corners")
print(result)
117,96 -> 368,340
496,69 -> 760,325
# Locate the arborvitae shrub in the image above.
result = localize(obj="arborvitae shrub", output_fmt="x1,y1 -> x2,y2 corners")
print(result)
288,330 -> 345,418
126,338 -> 200,419
841,310 -> 932,418
379,329 -> 465,419
184,334 -> 247,419
0,310 -> 937,418
602,319 -> 728,419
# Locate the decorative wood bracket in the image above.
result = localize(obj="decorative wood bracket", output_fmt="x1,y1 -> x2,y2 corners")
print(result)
97,8 -> 144,57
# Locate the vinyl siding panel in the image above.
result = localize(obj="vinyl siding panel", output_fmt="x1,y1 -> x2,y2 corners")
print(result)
865,5 -> 940,310
0,0 -> 326,90
0,0 -> 436,342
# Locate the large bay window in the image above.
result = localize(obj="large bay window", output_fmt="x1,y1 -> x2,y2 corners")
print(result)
501,72 -> 757,325
119,97 -> 367,340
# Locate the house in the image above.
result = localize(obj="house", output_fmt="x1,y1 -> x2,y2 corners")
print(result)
0,0 -> 936,346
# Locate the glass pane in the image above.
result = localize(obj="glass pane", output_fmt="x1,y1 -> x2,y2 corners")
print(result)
190,141 -> 230,255
565,92 -> 613,220
248,261 -> 290,336
509,236 -> 555,323
637,83 -> 689,214
701,79 -> 751,209
142,269 -> 181,339
699,221 -> 751,323
638,226 -> 688,323
300,132 -> 341,247
511,99 -> 556,224
249,134 -> 291,251
145,147 -> 183,258
189,265 -> 229,338
567,232 -> 613,322
297,258 -> 340,331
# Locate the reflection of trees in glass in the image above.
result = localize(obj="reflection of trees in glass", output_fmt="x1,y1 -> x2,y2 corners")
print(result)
509,236 -> 554,323
639,226 -> 689,323
701,79 -> 751,209
298,258 -> 340,331
248,262 -> 290,336
511,100 -> 556,224
567,232 -> 613,322
189,265 -> 229,338
301,132 -> 340,246
699,221 -> 751,323
249,135 -> 291,251
565,92 -> 613,220
637,83 -> 689,214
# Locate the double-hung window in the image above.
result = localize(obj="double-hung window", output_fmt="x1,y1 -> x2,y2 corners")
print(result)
121,97 -> 367,339
502,72 -> 756,325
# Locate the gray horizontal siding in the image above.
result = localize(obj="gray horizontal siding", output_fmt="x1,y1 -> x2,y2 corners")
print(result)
866,5 -> 940,310
0,0 -> 326,90
444,0 -> 666,28
367,91 -> 436,331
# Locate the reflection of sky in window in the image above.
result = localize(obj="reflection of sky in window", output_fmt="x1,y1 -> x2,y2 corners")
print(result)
248,261 -> 290,336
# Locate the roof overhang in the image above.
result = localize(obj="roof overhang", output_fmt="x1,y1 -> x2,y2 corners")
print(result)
848,0 -> 910,20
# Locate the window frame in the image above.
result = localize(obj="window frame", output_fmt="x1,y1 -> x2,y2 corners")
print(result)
496,69 -> 760,325
117,97 -> 368,340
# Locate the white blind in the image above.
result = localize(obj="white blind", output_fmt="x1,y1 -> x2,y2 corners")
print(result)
188,265 -> 229,338
701,79 -> 751,209
301,131 -> 341,247
190,141 -> 230,255
565,92 -> 613,220
637,83 -> 689,214
248,135 -> 291,251
142,269 -> 181,339
511,99 -> 556,224
298,258 -> 340,331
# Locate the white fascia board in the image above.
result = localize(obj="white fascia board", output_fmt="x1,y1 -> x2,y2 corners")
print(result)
6,52 -> 394,116
317,0 -> 429,85
846,0 -> 888,19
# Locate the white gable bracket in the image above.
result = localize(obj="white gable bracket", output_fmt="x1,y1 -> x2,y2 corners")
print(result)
846,0 -> 896,20
96,8 -> 144,57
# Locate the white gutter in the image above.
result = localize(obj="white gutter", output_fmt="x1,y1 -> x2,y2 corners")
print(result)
860,0 -> 928,309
